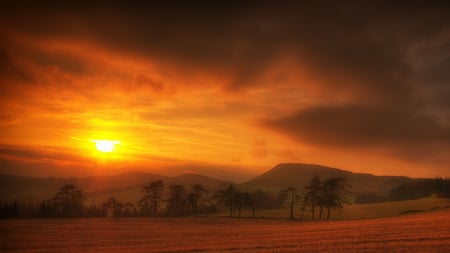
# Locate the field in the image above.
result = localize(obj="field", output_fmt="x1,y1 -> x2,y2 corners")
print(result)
1,209 -> 450,253
253,197 -> 450,220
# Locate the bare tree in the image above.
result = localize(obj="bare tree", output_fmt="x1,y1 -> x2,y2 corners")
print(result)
166,184 -> 188,217
139,180 -> 164,216
322,177 -> 350,219
305,176 -> 322,220
235,191 -> 243,217
280,187 -> 299,219
299,193 -> 310,219
102,196 -> 123,217
242,192 -> 256,218
214,184 -> 237,217
187,184 -> 207,217
48,184 -> 86,217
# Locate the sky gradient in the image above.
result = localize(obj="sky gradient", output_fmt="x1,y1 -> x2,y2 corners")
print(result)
1,1 -> 449,180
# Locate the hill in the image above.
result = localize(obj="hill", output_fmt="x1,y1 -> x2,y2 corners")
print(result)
238,163 -> 412,201
0,163 -> 429,205
0,172 -> 230,205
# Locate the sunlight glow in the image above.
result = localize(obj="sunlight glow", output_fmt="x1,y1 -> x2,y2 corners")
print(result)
92,140 -> 120,153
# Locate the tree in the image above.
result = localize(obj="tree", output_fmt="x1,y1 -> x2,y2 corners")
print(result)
322,177 -> 350,219
280,187 -> 299,219
85,204 -> 103,217
299,193 -> 310,219
187,184 -> 207,217
305,176 -> 322,220
235,191 -> 243,217
121,202 -> 137,217
242,192 -> 256,217
214,184 -> 238,217
138,180 -> 164,216
389,178 -> 450,201
0,202 -> 18,218
250,190 -> 278,210
47,184 -> 86,217
166,184 -> 188,217
102,196 -> 124,217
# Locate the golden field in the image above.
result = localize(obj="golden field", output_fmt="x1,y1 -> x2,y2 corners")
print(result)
253,197 -> 450,220
1,208 -> 450,252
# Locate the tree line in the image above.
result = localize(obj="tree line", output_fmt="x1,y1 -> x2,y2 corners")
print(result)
138,181 -> 215,217
280,176 -> 350,220
3,176 -> 449,219
1,176 -> 350,219
389,178 -> 450,201
354,177 -> 450,204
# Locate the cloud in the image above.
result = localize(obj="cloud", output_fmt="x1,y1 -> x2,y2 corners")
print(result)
267,105 -> 450,146
0,1 -> 449,176
0,144 -> 100,176
135,75 -> 165,93
0,144 -> 92,165
251,139 -> 269,159
1,1 -> 449,97
265,104 -> 450,164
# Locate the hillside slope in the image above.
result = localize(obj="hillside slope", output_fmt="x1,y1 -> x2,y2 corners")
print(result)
239,163 -> 412,198
0,172 -> 230,204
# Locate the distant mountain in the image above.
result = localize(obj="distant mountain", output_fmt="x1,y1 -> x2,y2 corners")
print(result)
0,172 -> 230,204
0,163 -> 419,205
238,163 -> 412,200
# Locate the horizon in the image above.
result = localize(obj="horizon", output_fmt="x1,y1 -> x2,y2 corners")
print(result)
1,1 -> 450,180
0,162 -> 435,183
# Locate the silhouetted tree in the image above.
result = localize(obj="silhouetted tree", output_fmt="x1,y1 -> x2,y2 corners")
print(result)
0,202 -> 18,218
102,196 -> 124,217
318,200 -> 324,219
46,184 -> 86,217
242,192 -> 256,217
139,180 -> 164,216
389,178 -> 450,201
251,190 -> 278,210
121,202 -> 137,217
166,184 -> 188,217
214,184 -> 238,217
235,191 -> 243,217
322,177 -> 350,219
85,204 -> 104,217
305,176 -> 322,220
187,184 -> 207,217
299,193 -> 310,219
280,187 -> 299,219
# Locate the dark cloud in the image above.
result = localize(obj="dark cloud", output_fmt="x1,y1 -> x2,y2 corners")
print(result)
0,2 -> 448,84
0,144 -> 92,164
135,75 -> 165,93
266,104 -> 450,162
0,1 -> 449,174
1,0 -> 448,92
0,42 -> 34,83
1,1 -> 448,104
0,145 -> 94,177
27,48 -> 89,76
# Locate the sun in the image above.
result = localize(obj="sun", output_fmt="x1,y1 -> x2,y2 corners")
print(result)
92,140 -> 120,153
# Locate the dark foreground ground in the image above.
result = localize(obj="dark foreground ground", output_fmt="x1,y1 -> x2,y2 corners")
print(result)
1,209 -> 450,253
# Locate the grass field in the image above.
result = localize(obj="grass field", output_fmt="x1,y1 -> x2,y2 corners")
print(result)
1,208 -> 450,252
252,197 -> 450,220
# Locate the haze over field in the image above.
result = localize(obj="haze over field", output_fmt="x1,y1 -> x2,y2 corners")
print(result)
1,1 -> 450,180
0,163 -> 409,203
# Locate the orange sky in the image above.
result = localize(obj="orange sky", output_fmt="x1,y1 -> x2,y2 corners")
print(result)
0,1 -> 449,181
